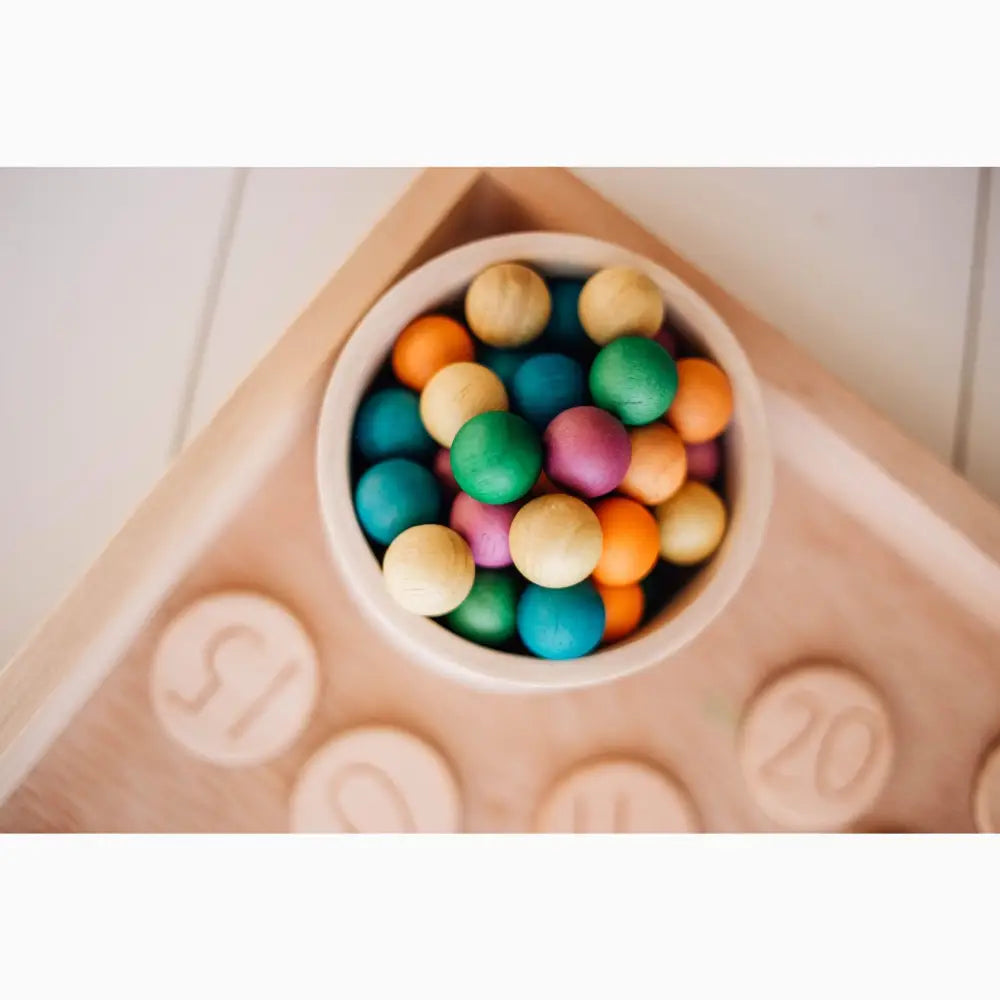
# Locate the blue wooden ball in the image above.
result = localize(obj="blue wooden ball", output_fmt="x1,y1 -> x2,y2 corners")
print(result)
516,580 -> 606,660
510,353 -> 587,430
540,278 -> 589,353
353,387 -> 435,462
354,458 -> 441,546
478,344 -> 531,390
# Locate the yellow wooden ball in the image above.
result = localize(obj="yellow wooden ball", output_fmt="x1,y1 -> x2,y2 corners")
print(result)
419,361 -> 508,447
382,524 -> 475,616
465,262 -> 551,347
579,266 -> 665,346
654,481 -> 727,565
509,494 -> 603,588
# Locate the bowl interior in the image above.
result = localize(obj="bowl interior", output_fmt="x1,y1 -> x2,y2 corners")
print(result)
316,232 -> 773,691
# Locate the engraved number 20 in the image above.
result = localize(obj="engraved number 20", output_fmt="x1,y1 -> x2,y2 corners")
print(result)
761,696 -> 881,798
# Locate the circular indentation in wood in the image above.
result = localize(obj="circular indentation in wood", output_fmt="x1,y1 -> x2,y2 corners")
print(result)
536,758 -> 700,833
739,663 -> 894,831
290,726 -> 461,833
973,741 -> 1000,832
150,592 -> 319,767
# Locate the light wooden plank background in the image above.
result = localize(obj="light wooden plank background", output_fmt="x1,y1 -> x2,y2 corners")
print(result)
966,171 -> 1000,501
0,167 -> 996,667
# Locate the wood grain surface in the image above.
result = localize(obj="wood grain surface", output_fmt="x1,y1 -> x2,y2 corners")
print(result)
2,168 -> 998,832
2,382 -> 997,832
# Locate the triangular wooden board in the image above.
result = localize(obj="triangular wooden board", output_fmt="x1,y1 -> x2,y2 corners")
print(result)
2,168 -> 998,831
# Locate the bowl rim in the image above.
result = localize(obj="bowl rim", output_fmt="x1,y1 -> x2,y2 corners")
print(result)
316,231 -> 773,692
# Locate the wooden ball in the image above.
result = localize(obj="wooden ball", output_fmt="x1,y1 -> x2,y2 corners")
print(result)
477,344 -> 532,390
353,387 -> 435,462
449,491 -> 520,568
685,439 -> 721,482
382,524 -> 474,616
619,423 -> 687,505
450,411 -> 542,505
432,447 -> 460,495
539,278 -> 589,353
509,494 -> 603,588
655,481 -> 727,565
419,361 -> 508,447
511,352 -> 586,430
354,458 -> 441,546
596,582 -> 645,644
667,358 -> 734,443
392,314 -> 475,391
589,336 -> 678,426
465,263 -> 551,347
544,405 -> 631,498
592,496 -> 660,587
579,266 -> 665,346
654,326 -> 678,356
445,568 -> 519,647
517,581 -> 605,660
530,469 -> 559,497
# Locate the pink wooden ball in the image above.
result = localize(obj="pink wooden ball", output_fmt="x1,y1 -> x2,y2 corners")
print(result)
544,405 -> 631,499
685,439 -> 721,482
654,326 -> 677,356
433,447 -> 460,495
449,491 -> 520,568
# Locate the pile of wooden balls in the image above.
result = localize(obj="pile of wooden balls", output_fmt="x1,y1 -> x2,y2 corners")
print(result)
350,262 -> 733,660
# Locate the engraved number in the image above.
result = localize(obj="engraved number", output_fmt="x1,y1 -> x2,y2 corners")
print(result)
572,794 -> 630,832
760,696 -> 881,799
328,763 -> 417,833
166,625 -> 298,741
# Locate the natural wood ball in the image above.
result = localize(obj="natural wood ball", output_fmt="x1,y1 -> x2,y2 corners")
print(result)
508,494 -> 603,589
619,423 -> 688,505
419,361 -> 508,447
578,266 -> 665,346
655,481 -> 727,565
465,262 -> 551,348
666,358 -> 734,444
382,524 -> 475,617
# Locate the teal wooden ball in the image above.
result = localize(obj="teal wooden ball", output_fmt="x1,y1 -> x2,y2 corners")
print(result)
516,581 -> 606,660
540,278 -> 589,354
510,353 -> 586,430
445,568 -> 519,646
354,458 -> 441,546
589,335 -> 678,426
353,387 -> 435,462
478,344 -> 532,391
450,411 -> 542,505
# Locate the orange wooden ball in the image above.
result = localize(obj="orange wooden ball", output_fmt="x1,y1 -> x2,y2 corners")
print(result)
666,358 -> 734,444
596,582 -> 645,644
592,496 -> 660,587
392,315 -> 476,391
619,424 -> 687,505
530,469 -> 559,497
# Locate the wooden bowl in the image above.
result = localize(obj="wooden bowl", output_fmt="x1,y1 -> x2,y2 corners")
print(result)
317,233 -> 773,691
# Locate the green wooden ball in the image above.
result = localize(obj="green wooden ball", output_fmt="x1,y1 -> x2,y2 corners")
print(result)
450,411 -> 542,505
588,335 -> 678,426
445,568 -> 519,646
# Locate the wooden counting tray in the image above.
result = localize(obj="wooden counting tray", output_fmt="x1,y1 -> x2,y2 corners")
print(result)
2,168 -> 999,833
